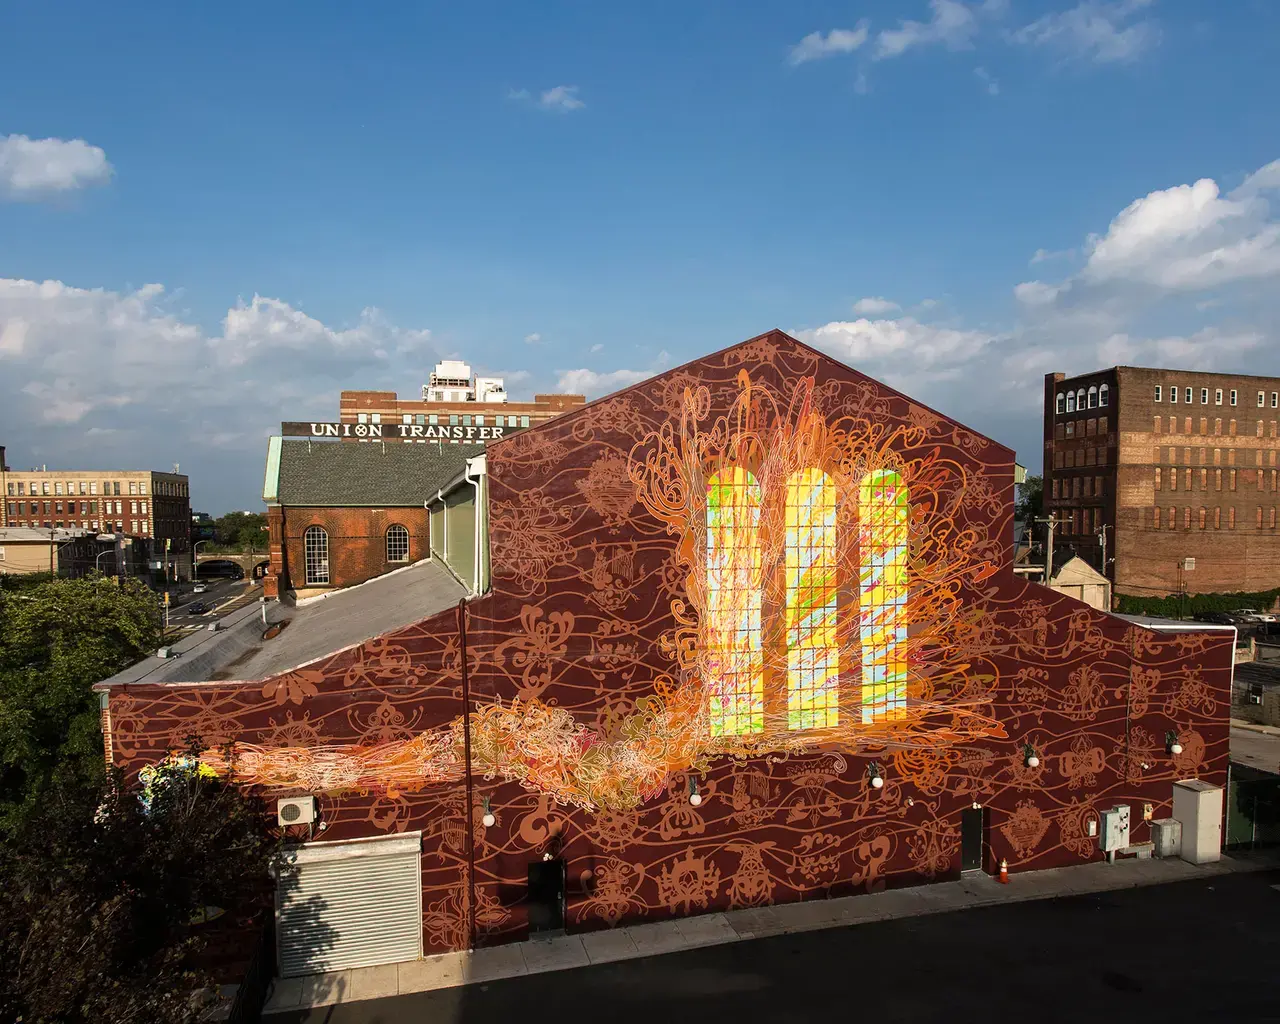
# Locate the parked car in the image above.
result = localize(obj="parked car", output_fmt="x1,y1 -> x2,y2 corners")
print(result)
1193,611 -> 1239,625
1229,608 -> 1268,624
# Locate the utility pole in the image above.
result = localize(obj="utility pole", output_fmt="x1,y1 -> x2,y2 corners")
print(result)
1036,513 -> 1058,584
1097,523 -> 1108,576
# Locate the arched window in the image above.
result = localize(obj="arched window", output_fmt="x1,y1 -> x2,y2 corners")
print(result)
1056,393 -> 1065,415
1066,392 -> 1076,413
785,469 -> 839,730
859,470 -> 908,722
386,524 -> 410,562
1087,386 -> 1098,409
705,469 -> 763,736
1099,383 -> 1109,408
304,526 -> 329,585
1076,389 -> 1086,411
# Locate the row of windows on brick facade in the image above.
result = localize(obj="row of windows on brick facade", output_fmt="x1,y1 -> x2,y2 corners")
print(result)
4,520 -> 137,533
1052,445 -> 1110,470
357,412 -> 532,428
1157,446 -> 1280,468
1149,506 -> 1279,530
4,479 -> 186,498
1060,506 -> 1103,537
1154,416 -> 1280,438
1153,385 -> 1279,409
7,499 -> 146,517
1053,416 -> 1108,440
1155,467 -> 1280,493
1055,384 -> 1109,414
1051,476 -> 1107,500
300,524 -> 411,586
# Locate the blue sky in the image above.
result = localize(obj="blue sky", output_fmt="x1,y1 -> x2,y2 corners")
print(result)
2,0 -> 1278,513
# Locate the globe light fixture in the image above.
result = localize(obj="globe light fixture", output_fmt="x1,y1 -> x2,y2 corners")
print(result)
481,796 -> 496,829
688,776 -> 703,806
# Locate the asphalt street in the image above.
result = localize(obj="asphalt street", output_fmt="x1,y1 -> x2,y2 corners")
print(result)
270,868 -> 1280,1024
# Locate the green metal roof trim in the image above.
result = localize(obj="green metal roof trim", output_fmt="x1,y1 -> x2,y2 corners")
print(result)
275,440 -> 484,507
262,436 -> 283,503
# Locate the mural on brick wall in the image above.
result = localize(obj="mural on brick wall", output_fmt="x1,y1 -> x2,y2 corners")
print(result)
107,332 -> 1232,955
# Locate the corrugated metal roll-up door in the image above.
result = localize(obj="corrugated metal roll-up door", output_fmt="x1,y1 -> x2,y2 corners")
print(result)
277,832 -> 423,977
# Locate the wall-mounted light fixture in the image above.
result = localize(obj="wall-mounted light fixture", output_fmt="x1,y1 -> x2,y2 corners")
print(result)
1022,743 -> 1040,769
688,776 -> 702,806
868,762 -> 884,790
1165,730 -> 1183,756
481,796 -> 496,828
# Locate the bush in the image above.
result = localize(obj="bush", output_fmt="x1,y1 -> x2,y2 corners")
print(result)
1116,586 -> 1280,618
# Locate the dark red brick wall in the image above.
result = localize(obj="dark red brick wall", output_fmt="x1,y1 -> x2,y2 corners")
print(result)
275,506 -> 429,592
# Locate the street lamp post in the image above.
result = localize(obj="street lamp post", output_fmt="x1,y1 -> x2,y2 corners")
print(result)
95,549 -> 115,575
193,540 -> 212,581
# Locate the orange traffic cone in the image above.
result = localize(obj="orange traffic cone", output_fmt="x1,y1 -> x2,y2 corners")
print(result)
999,858 -> 1009,884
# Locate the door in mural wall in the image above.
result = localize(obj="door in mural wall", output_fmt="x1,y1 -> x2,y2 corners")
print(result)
528,858 -> 566,936
961,807 -> 985,871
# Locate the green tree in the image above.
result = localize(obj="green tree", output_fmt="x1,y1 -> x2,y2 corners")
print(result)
212,511 -> 267,552
0,754 -> 277,1024
1015,474 -> 1043,531
0,575 -> 161,825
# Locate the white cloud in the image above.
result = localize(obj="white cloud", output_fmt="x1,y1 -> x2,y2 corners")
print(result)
797,316 -> 998,374
510,85 -> 585,112
1014,280 -> 1062,305
874,0 -> 981,60
557,367 -> 652,396
788,23 -> 870,64
589,343 -> 604,353
524,332 -> 542,344
0,134 -> 112,198
0,277 -> 439,506
1065,160 -> 1280,292
974,66 -> 999,94
1030,247 -> 1074,264
1010,0 -> 1158,64
852,296 -> 900,315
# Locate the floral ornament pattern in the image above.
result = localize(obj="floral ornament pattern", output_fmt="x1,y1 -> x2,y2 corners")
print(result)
576,453 -> 638,532
578,858 -> 646,927
726,842 -> 775,907
489,489 -> 575,595
261,668 -> 323,706
656,848 -> 722,914
494,605 -> 574,701
1000,800 -> 1050,858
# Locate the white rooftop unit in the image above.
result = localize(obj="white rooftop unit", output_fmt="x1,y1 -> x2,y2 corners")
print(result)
422,360 -> 507,403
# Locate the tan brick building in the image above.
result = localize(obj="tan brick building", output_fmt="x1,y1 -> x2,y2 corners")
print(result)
1044,368 -> 1280,599
1,449 -> 192,579
338,389 -> 585,439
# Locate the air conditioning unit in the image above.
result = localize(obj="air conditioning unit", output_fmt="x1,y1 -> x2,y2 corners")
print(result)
277,796 -> 316,827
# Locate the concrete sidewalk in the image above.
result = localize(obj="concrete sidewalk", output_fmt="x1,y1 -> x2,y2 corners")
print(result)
262,851 -> 1278,1016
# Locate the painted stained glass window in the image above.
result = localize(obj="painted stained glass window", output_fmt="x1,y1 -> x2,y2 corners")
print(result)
785,469 -> 839,730
706,469 -> 763,736
859,469 -> 908,722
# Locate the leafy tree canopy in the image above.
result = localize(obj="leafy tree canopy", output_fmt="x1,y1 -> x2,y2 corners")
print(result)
212,511 -> 267,552
0,575 -> 161,825
0,755 -> 277,1024
1015,473 -> 1043,528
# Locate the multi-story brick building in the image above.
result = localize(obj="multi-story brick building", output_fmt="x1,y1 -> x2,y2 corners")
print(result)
338,360 -> 586,443
0,451 -> 192,580
1044,368 -> 1280,599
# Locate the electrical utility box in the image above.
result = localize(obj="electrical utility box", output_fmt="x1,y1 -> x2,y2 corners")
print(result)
1100,804 -> 1131,858
1151,818 -> 1182,859
1172,779 -> 1222,864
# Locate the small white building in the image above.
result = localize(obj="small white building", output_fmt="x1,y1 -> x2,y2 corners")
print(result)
423,361 -> 508,404
1049,556 -> 1112,612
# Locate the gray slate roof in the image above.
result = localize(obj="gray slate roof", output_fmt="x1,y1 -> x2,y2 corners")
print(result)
96,559 -> 467,686
275,440 -> 482,507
